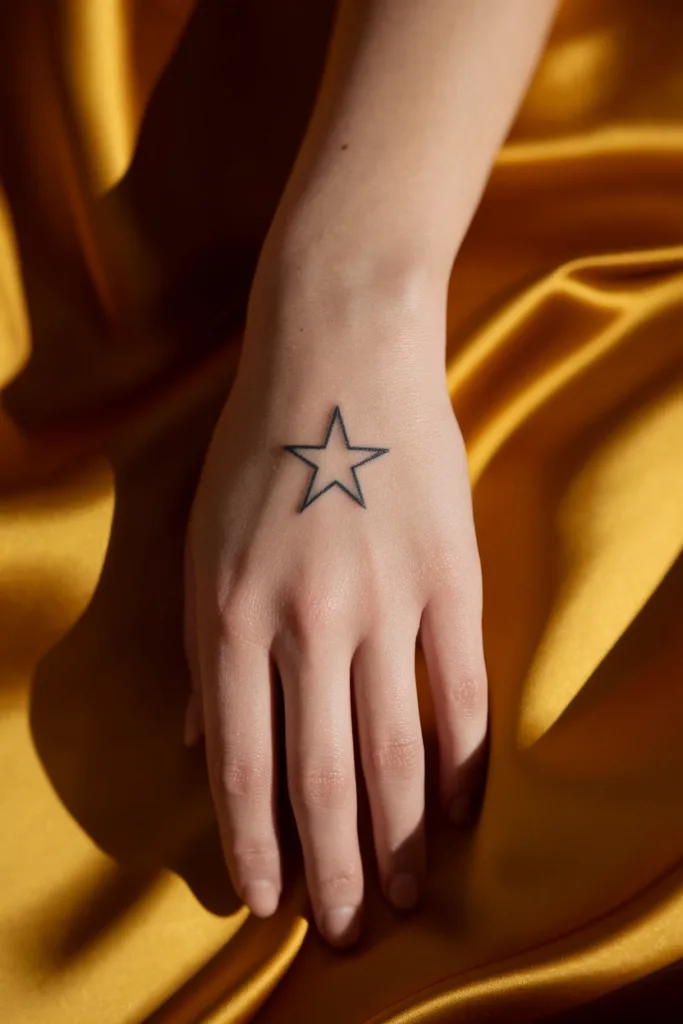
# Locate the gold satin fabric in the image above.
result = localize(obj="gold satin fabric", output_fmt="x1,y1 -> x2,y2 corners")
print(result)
1,1 -> 682,1021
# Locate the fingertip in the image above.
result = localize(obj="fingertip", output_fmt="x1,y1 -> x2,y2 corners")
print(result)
388,872 -> 419,910
322,905 -> 361,947
243,880 -> 280,917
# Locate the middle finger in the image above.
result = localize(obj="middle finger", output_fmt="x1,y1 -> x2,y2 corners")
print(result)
278,640 -> 363,948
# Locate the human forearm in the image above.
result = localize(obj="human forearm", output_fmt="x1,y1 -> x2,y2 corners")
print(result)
266,0 -> 558,292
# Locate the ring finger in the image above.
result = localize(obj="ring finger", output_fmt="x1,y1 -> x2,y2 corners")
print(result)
352,621 -> 425,911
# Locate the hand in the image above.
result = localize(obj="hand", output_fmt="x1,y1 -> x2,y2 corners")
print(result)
184,258 -> 488,948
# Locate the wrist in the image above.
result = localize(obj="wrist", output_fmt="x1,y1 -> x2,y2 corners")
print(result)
234,231 -> 454,441
244,253 -> 445,385
267,191 -> 455,293
251,218 -> 448,343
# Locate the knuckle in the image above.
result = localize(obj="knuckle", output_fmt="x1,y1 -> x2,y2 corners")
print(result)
217,580 -> 263,641
232,838 -> 279,873
445,670 -> 487,722
317,868 -> 363,904
434,572 -> 467,607
218,759 -> 272,800
296,763 -> 354,810
431,557 -> 482,609
291,580 -> 349,637
368,734 -> 424,781
358,568 -> 384,615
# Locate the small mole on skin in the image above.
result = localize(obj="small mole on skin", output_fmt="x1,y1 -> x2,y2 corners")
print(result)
341,143 -> 349,150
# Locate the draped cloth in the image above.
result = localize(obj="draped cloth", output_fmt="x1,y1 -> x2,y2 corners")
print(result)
1,1 -> 682,1021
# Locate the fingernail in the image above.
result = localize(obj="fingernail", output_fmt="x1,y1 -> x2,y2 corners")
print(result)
449,793 -> 474,825
243,880 -> 279,917
388,873 -> 418,910
322,905 -> 360,946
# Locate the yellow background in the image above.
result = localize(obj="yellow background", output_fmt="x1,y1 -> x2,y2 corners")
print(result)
1,1 -> 682,1021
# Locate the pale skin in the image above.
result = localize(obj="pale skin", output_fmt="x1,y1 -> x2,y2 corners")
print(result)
184,0 -> 559,948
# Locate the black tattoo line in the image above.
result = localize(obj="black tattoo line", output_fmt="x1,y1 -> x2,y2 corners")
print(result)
283,406 -> 389,512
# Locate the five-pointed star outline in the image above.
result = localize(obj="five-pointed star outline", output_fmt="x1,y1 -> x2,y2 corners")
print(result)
283,406 -> 389,511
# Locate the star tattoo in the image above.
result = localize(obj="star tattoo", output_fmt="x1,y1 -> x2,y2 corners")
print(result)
283,406 -> 389,512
